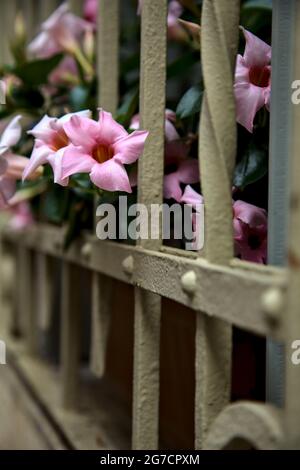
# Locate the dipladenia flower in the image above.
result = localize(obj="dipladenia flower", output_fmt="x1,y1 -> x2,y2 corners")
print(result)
130,110 -> 199,201
233,200 -> 267,263
28,3 -> 93,59
60,109 -> 149,192
0,116 -> 42,208
234,28 -> 271,133
23,111 -> 91,186
164,140 -> 199,202
84,0 -> 97,25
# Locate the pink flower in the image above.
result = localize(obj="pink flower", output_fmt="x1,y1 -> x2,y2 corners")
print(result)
28,3 -> 93,59
180,185 -> 204,250
23,110 -> 91,186
60,109 -> 149,192
234,28 -> 271,133
130,109 -> 179,142
233,200 -> 267,263
180,184 -> 204,207
7,201 -> 34,231
84,0 -> 97,25
130,109 -> 198,201
164,141 -> 199,202
0,116 -> 42,208
49,56 -> 79,86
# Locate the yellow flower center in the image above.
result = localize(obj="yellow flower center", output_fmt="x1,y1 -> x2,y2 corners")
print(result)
51,129 -> 69,151
92,144 -> 113,163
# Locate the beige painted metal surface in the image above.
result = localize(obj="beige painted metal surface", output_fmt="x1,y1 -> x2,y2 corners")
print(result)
195,0 -> 240,449
132,0 -> 167,450
90,0 -> 120,379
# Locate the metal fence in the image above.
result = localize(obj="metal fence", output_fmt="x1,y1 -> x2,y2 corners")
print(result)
0,0 -> 300,450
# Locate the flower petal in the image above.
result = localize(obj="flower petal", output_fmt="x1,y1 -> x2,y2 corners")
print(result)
242,27 -> 271,68
23,144 -> 50,181
113,130 -> 149,165
28,115 -> 57,142
46,148 -> 68,186
177,158 -> 199,184
57,109 -> 91,125
0,156 -> 8,175
90,159 -> 132,192
234,82 -> 265,133
165,119 -> 179,142
233,200 -> 267,228
0,115 -> 22,150
180,185 -> 203,208
63,115 -> 99,149
60,144 -> 95,179
164,172 -> 182,202
0,176 -> 16,205
235,55 -> 250,84
98,109 -> 128,145
6,154 -> 42,181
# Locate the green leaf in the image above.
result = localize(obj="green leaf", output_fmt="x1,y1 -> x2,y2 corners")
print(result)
234,143 -> 268,189
241,0 -> 272,34
242,0 -> 272,10
13,54 -> 63,87
176,85 -> 203,119
116,87 -> 139,126
43,185 -> 70,224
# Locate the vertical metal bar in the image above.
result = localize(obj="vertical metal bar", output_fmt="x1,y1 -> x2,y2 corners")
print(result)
61,262 -> 82,409
284,0 -> 300,449
97,0 -> 120,112
195,0 -> 240,449
132,0 -> 167,450
18,246 -> 38,353
267,0 -> 294,408
2,0 -> 17,64
90,0 -> 120,378
90,273 -> 113,376
36,253 -> 53,332
57,0 -> 83,411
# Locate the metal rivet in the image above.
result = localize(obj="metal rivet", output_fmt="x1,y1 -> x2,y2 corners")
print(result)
181,270 -> 197,295
81,242 -> 92,260
261,288 -> 283,323
122,255 -> 134,275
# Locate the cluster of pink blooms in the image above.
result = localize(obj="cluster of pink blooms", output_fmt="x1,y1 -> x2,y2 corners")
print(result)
23,110 -> 149,193
1,3 -> 269,264
180,185 -> 267,263
130,110 -> 199,201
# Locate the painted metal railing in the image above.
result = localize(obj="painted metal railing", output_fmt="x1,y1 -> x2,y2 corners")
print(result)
1,0 -> 300,450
